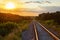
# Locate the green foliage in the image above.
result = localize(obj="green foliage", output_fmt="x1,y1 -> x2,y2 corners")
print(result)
0,21 -> 30,40
0,13 -> 32,23
19,20 -> 29,32
37,11 -> 60,24
44,20 -> 54,25
0,22 -> 18,37
0,12 -> 31,40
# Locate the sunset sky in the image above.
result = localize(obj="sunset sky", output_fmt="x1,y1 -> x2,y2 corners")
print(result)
0,0 -> 60,16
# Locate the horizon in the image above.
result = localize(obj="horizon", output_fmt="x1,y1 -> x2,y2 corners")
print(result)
0,0 -> 60,16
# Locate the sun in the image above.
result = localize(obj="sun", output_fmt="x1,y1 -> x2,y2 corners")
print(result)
5,2 -> 16,10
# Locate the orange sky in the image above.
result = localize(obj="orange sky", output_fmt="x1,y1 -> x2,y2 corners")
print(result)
0,8 -> 39,16
0,0 -> 39,16
0,0 -> 60,16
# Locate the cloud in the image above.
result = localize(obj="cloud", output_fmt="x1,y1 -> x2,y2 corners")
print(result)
43,1 -> 51,4
25,1 -> 51,4
25,1 -> 41,4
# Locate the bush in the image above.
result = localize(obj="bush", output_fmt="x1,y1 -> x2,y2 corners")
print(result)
0,22 -> 18,37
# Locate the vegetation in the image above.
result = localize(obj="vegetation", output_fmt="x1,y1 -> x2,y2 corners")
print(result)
36,11 -> 60,38
0,13 -> 32,40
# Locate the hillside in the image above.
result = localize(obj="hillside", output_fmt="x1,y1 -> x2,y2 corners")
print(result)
0,13 -> 31,40
0,13 -> 32,23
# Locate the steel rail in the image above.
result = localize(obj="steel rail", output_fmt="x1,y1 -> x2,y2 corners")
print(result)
38,22 -> 60,40
33,23 -> 39,40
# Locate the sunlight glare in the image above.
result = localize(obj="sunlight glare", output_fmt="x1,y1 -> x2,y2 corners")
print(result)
5,2 -> 16,10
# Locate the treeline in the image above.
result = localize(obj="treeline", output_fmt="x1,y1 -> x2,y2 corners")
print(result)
0,13 -> 32,23
36,11 -> 60,24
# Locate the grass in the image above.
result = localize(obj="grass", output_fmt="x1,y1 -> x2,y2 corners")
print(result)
0,20 -> 30,40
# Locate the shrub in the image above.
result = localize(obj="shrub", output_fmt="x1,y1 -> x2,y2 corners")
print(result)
0,22 -> 18,37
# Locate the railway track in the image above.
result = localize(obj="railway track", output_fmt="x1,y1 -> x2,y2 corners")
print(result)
33,21 -> 60,40
22,21 -> 60,40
